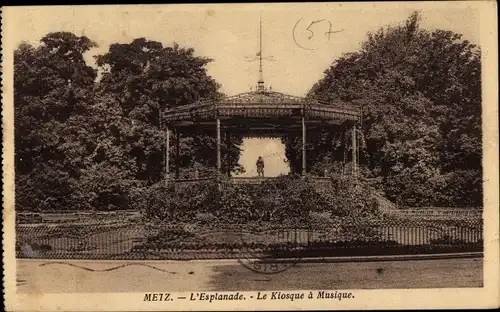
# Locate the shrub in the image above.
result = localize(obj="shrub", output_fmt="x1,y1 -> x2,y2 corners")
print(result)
218,185 -> 254,223
140,174 -> 382,232
140,181 -> 219,222
308,211 -> 338,230
194,212 -> 218,225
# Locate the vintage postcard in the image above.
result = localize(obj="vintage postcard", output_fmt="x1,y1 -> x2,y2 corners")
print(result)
2,2 -> 499,311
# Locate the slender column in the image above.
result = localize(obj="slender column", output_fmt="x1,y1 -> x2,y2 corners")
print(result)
226,131 -> 231,177
166,126 -> 170,182
352,124 -> 357,177
216,118 -> 221,175
342,129 -> 346,176
302,115 -> 307,176
175,130 -> 180,179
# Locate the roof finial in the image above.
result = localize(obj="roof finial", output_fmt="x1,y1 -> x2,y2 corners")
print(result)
257,13 -> 265,92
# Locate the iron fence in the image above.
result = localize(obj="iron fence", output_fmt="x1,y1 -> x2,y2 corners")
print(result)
16,218 -> 483,260
390,208 -> 483,220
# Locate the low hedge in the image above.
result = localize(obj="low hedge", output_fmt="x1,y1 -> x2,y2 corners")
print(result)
140,174 -> 383,226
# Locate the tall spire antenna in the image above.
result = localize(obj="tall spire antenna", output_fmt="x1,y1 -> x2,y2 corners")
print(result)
245,14 -> 275,91
257,13 -> 265,92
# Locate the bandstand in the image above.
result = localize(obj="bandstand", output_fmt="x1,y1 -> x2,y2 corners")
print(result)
163,19 -> 362,185
163,82 -> 362,184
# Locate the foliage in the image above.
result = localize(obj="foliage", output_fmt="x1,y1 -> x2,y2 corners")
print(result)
14,33 -> 98,211
142,175 -> 382,228
95,39 -> 242,184
292,12 -> 482,207
14,33 -> 242,211
144,226 -> 197,248
139,181 -> 220,223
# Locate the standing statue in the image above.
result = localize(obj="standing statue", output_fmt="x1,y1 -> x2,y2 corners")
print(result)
256,156 -> 265,177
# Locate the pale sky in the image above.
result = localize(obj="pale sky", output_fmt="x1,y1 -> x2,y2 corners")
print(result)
5,3 -> 481,177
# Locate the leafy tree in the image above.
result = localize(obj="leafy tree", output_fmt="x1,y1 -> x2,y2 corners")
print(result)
300,12 -> 482,207
15,33 -> 241,211
95,38 -> 242,184
14,32 -> 98,211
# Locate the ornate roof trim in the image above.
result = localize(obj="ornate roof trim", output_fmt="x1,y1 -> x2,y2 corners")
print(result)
164,90 -> 361,124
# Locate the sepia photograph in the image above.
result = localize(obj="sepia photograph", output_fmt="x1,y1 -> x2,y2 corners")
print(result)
2,2 -> 499,311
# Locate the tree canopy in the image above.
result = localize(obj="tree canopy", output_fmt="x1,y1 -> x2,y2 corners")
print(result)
293,12 -> 482,207
15,32 -> 98,211
14,33 -> 241,211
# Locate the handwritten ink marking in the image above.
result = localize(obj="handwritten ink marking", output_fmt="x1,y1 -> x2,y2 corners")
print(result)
293,18 -> 315,50
325,21 -> 344,41
306,19 -> 326,39
39,262 -> 177,274
293,18 -> 345,50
